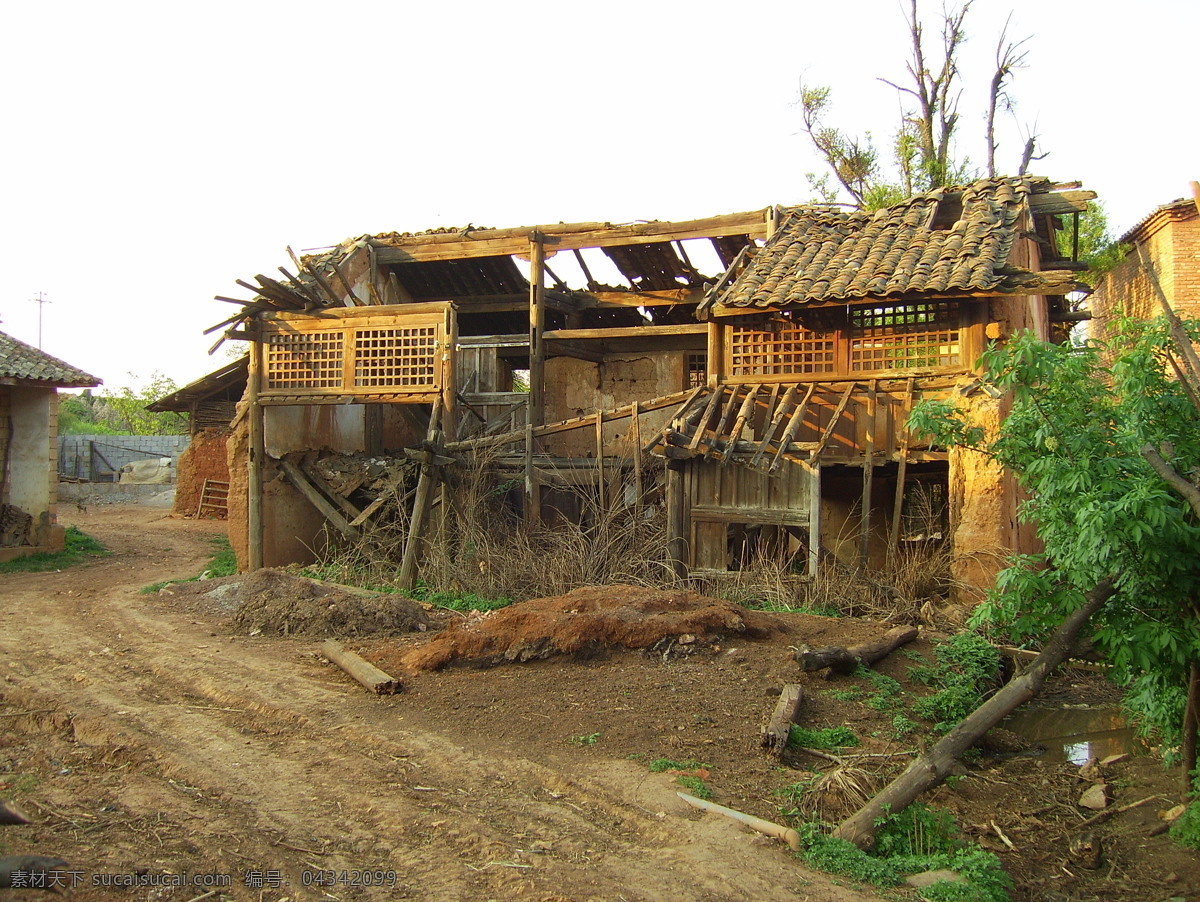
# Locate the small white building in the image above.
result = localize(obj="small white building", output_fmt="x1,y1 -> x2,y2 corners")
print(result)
0,330 -> 100,560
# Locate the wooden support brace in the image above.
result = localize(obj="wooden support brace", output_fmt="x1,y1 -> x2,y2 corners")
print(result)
280,459 -> 360,540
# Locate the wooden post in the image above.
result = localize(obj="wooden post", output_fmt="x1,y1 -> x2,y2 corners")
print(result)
665,461 -> 688,581
807,462 -> 821,578
247,324 -> 265,571
630,401 -> 642,510
364,405 -> 383,456
706,321 -> 721,387
889,378 -> 916,551
526,233 -> 546,524
442,304 -> 458,443
858,380 -> 877,567
398,399 -> 442,590
595,410 -> 605,512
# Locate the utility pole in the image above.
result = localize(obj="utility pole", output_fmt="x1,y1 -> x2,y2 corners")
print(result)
30,292 -> 50,348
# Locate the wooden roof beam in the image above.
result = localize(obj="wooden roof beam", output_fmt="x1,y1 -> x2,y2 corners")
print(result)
372,210 -> 770,264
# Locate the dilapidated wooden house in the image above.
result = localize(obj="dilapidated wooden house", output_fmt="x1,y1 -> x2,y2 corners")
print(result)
0,331 -> 100,559
213,176 -> 1090,596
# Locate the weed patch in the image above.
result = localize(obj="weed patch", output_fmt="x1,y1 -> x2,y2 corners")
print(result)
788,725 -> 859,750
0,526 -> 107,575
795,808 -> 1013,902
142,535 -> 235,593
674,775 -> 712,799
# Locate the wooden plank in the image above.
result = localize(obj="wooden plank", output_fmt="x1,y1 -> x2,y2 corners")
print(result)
300,459 -> 362,521
399,399 -> 442,588
769,383 -> 817,472
889,378 -> 917,549
750,382 -> 799,470
449,388 -> 698,454
372,210 -> 770,263
666,462 -> 688,580
596,410 -> 605,511
542,323 -> 707,341
761,684 -> 804,759
858,380 -> 877,567
812,383 -> 856,460
248,328 -> 265,570
280,458 -> 360,540
687,386 -> 726,453
722,383 -> 761,467
631,400 -> 642,509
348,495 -> 388,528
808,462 -> 821,578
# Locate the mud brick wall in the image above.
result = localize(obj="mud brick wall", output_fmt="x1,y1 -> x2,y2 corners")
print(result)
173,427 -> 232,517
1091,202 -> 1200,348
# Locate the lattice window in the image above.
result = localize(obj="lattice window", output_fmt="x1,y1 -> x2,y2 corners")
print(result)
729,318 -> 835,377
265,331 -> 344,390
849,302 -> 960,371
354,327 -> 438,388
686,352 -> 707,388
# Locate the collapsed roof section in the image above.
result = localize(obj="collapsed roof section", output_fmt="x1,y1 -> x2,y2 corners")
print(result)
206,211 -> 772,349
699,177 -> 1092,317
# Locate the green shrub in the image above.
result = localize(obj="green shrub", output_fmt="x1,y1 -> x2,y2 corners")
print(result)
788,725 -> 860,750
649,758 -> 707,773
909,633 -> 1000,732
1169,799 -> 1200,849
674,775 -> 712,799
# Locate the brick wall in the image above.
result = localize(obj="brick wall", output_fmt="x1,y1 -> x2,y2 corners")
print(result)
1091,202 -> 1200,346
172,427 -> 231,517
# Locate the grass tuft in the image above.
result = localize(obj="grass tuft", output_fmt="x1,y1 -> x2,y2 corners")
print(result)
0,526 -> 107,575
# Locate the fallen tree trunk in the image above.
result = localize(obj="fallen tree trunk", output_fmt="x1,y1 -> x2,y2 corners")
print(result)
794,625 -> 918,676
834,579 -> 1115,849
760,683 -> 804,759
320,640 -> 402,695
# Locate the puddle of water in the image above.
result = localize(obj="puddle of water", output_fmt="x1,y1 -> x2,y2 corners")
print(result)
999,706 -> 1142,764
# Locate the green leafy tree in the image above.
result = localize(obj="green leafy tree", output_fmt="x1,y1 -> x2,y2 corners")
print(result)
64,374 -> 187,435
908,320 -> 1200,792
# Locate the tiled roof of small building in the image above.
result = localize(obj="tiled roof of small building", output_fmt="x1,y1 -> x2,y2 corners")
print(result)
0,330 -> 100,387
703,177 -> 1076,313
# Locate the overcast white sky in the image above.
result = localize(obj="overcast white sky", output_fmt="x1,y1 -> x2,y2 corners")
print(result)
2,0 -> 1195,393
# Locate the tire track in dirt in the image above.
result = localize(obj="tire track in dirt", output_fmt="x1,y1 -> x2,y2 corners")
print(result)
1,507 -> 878,902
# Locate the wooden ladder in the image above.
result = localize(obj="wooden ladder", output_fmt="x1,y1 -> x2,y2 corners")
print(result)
195,479 -> 230,519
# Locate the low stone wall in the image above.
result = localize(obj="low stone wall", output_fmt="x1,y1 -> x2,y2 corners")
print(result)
58,482 -> 175,506
58,434 -> 190,482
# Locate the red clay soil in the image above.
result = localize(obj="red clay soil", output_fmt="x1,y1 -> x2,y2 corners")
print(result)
400,585 -> 789,670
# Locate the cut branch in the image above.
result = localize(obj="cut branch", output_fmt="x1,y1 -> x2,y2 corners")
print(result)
760,683 -> 804,759
794,626 -> 918,676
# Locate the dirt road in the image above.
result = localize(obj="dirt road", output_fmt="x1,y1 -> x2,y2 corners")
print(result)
0,506 -> 873,902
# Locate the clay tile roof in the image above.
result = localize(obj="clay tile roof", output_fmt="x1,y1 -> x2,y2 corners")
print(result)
0,330 -> 100,388
703,176 -> 1077,314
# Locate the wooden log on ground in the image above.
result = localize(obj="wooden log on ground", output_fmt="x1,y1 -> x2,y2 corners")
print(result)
677,792 -> 801,851
794,626 -> 919,676
320,640 -> 401,695
760,683 -> 804,759
834,579 -> 1116,849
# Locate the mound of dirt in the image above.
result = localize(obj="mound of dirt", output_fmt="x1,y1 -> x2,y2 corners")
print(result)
400,585 -> 788,670
228,569 -> 430,637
